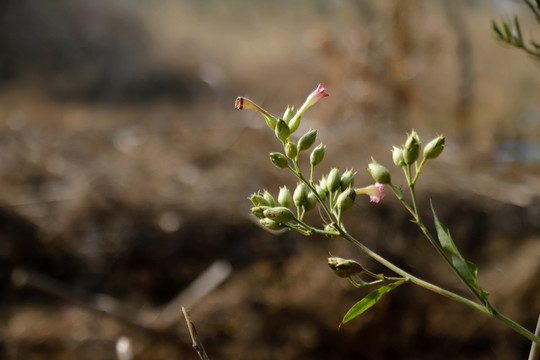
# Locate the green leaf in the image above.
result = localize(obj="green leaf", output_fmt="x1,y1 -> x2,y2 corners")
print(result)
342,280 -> 406,324
430,201 -> 480,291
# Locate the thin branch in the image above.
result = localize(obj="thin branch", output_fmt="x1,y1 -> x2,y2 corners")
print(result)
530,314 -> 540,360
182,307 -> 210,360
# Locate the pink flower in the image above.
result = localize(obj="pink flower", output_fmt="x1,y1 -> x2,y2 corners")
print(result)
355,183 -> 385,204
289,83 -> 329,133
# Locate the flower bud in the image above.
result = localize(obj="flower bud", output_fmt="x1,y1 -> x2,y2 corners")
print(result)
263,190 -> 275,207
285,141 -> 298,159
315,184 -> 327,202
263,206 -> 296,224
283,105 -> 295,123
297,129 -> 318,152
310,143 -> 325,166
403,130 -> 421,165
251,206 -> 270,219
340,169 -> 357,191
392,146 -> 406,167
336,188 -> 356,212
304,192 -> 317,212
260,218 -> 286,231
293,182 -> 309,207
328,256 -> 363,278
275,118 -> 290,142
423,135 -> 445,160
368,159 -> 391,185
288,83 -> 329,133
269,152 -> 289,169
278,186 -> 292,207
249,193 -> 270,206
327,168 -> 341,193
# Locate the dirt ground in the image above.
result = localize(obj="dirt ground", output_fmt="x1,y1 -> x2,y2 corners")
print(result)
1,1 -> 540,359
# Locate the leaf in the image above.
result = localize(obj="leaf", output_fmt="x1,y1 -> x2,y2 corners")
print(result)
430,201 -> 481,291
342,280 -> 406,324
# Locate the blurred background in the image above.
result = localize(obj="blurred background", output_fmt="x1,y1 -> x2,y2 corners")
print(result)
0,0 -> 540,359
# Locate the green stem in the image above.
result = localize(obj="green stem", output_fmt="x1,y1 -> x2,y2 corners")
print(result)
338,229 -> 540,345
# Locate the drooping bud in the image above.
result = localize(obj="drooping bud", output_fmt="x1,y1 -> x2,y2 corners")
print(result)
275,118 -> 290,142
285,142 -> 298,159
249,193 -> 270,206
263,207 -> 296,224
283,105 -> 295,123
392,146 -> 406,167
304,192 -> 317,212
234,97 -> 278,129
263,190 -> 275,207
355,183 -> 385,203
403,130 -> 421,165
310,143 -> 326,166
278,186 -> 292,207
328,256 -> 363,278
297,129 -> 318,152
368,159 -> 391,185
327,168 -> 342,193
293,182 -> 309,207
251,206 -> 270,219
340,169 -> 357,191
269,152 -> 289,169
336,188 -> 356,212
260,218 -> 286,231
423,135 -> 445,160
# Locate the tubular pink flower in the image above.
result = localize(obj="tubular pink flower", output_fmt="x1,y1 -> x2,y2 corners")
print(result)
355,183 -> 385,204
289,83 -> 329,133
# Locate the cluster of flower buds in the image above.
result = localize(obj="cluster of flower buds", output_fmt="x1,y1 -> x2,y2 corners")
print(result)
391,130 -> 445,167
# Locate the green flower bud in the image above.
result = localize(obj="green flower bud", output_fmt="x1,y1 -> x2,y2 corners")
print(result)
283,105 -> 295,123
392,146 -> 406,167
293,182 -> 309,207
336,188 -> 356,212
285,142 -> 298,159
297,129 -> 318,152
304,192 -> 317,212
423,135 -> 445,160
327,168 -> 342,193
403,130 -> 421,165
269,152 -> 289,169
278,186 -> 292,207
263,190 -> 275,207
315,184 -> 327,202
249,193 -> 270,206
368,159 -> 391,184
260,218 -> 286,231
263,114 -> 277,130
275,118 -> 290,142
328,256 -> 363,278
263,206 -> 296,224
251,206 -> 270,219
340,169 -> 357,191
310,143 -> 326,166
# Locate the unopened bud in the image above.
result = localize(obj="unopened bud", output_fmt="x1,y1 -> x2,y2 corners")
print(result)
423,135 -> 445,160
293,182 -> 309,207
304,192 -> 317,212
328,256 -> 363,278
263,190 -> 275,207
327,168 -> 341,193
249,193 -> 270,207
340,169 -> 357,191
298,129 -> 318,152
275,118 -> 290,142
336,188 -> 356,212
392,146 -> 406,167
251,206 -> 270,219
278,186 -> 292,207
260,218 -> 286,231
310,143 -> 326,166
263,207 -> 296,224
283,105 -> 295,123
403,130 -> 421,165
368,159 -> 391,185
315,184 -> 327,202
269,152 -> 289,169
285,142 -> 298,159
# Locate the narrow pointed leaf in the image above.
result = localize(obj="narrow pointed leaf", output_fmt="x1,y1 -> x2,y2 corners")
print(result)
342,280 -> 406,324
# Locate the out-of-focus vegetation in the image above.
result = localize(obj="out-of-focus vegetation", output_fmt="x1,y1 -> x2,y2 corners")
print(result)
0,0 -> 539,359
